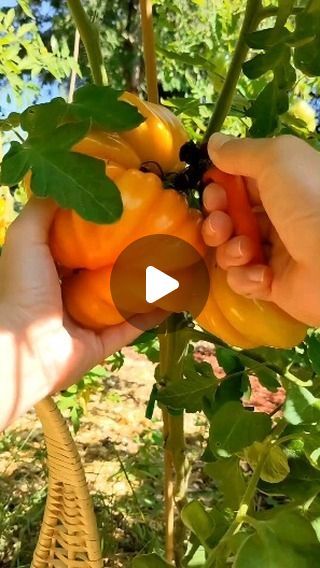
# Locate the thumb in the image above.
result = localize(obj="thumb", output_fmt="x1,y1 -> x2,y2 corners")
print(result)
4,197 -> 57,249
207,133 -> 272,179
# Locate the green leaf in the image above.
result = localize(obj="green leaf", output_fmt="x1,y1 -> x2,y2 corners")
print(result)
158,47 -> 213,71
302,429 -> 320,470
71,85 -> 144,131
216,347 -> 243,375
0,142 -> 30,185
246,28 -> 291,50
248,79 -> 290,137
30,150 -> 123,224
244,441 -> 290,483
20,98 -> 68,136
157,370 -> 217,413
0,112 -> 21,131
243,45 -> 290,80
132,553 -> 172,567
275,0 -> 295,29
181,501 -> 214,541
204,457 -> 246,509
213,373 -> 244,411
17,0 -> 34,18
307,333 -> 320,375
284,383 -> 320,425
259,457 -> 320,503
235,511 -> 320,568
294,12 -> 320,76
37,120 -> 91,151
209,402 -> 272,457
252,366 -> 280,392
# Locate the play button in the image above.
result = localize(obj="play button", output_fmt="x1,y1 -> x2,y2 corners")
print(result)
146,266 -> 179,304
110,234 -> 210,332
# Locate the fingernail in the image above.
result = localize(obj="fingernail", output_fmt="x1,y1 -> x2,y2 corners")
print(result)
208,215 -> 217,234
208,132 -> 232,153
248,266 -> 266,283
228,239 -> 244,259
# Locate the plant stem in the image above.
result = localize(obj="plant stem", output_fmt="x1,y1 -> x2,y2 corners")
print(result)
204,420 -> 287,567
204,0 -> 262,140
66,0 -> 107,86
140,0 -> 159,104
158,314 -> 190,567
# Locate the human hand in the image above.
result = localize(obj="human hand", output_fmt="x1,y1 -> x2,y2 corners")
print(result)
201,133 -> 320,327
0,198 -> 163,428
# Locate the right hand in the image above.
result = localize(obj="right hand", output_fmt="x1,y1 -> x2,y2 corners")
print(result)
201,133 -> 320,327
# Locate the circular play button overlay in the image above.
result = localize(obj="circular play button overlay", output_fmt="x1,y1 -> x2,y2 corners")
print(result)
110,234 -> 210,332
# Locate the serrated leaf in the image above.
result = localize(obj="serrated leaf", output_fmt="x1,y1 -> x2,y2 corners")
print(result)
30,150 -> 123,224
284,383 -> 320,425
20,98 -> 68,135
209,402 -> 272,457
204,457 -> 246,509
244,441 -> 290,483
71,85 -> 144,131
235,511 -> 320,568
0,142 -> 31,185
132,553 -> 172,567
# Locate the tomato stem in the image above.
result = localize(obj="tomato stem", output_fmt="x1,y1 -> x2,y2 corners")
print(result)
204,420 -> 287,567
139,0 -> 159,104
204,0 -> 262,139
66,0 -> 108,86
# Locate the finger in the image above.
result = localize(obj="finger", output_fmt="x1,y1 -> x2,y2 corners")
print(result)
227,265 -> 273,300
255,211 -> 271,242
207,133 -> 273,179
203,183 -> 227,213
4,197 -> 57,249
201,210 -> 233,246
216,236 -> 256,269
98,309 -> 166,356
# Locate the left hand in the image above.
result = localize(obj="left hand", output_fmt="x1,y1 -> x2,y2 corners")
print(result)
0,198 -> 163,429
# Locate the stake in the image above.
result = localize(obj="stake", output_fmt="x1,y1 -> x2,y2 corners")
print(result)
68,29 -> 80,103
139,0 -> 159,104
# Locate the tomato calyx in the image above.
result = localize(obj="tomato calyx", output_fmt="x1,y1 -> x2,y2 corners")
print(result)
139,141 -> 212,208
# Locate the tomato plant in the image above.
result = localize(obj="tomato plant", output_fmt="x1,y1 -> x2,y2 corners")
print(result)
2,1 -> 320,567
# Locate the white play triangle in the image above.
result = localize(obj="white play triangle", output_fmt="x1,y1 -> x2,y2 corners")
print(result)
145,265 -> 179,304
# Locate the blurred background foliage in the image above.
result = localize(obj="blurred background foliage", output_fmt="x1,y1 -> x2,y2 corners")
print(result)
1,0 -> 320,139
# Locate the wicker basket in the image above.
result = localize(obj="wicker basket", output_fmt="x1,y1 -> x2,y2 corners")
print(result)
31,396 -> 103,568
